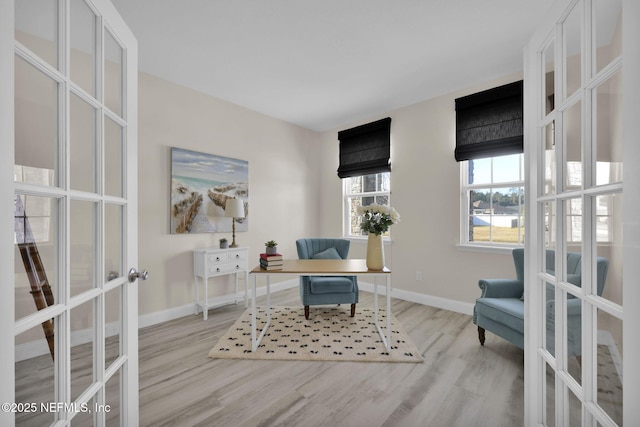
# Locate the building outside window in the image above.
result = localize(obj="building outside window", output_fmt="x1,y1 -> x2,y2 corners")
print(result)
344,172 -> 390,238
461,153 -> 524,247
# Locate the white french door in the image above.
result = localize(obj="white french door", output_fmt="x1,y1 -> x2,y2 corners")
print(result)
524,0 -> 639,425
1,0 -> 140,426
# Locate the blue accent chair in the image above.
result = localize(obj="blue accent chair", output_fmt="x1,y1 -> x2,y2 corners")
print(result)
296,238 -> 359,320
473,248 -> 608,356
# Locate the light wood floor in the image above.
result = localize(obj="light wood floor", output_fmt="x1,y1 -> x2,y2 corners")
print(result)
138,288 -> 525,427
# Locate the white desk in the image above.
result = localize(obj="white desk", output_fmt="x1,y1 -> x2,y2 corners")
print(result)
250,259 -> 391,352
193,247 -> 249,320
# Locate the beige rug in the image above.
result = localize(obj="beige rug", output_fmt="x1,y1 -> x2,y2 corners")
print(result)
208,306 -> 423,363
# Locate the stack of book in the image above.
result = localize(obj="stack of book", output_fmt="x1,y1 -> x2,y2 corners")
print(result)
259,253 -> 283,270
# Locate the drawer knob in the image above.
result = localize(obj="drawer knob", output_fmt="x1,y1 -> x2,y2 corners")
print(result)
216,267 -> 220,272
235,254 -> 240,259
216,257 -> 220,261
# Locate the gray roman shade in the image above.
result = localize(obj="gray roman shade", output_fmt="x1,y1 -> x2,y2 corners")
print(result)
455,80 -> 523,162
337,117 -> 391,178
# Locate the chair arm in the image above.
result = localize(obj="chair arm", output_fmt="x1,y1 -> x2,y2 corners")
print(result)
478,279 -> 523,298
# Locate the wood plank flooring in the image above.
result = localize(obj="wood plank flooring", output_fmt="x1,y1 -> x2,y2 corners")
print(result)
138,288 -> 525,427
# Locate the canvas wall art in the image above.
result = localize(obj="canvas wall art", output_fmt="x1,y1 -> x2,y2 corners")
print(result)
170,147 -> 248,234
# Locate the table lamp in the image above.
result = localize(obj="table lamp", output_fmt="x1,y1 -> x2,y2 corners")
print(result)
224,198 -> 245,248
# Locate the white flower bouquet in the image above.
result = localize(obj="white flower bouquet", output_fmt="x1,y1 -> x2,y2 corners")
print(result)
357,203 -> 401,236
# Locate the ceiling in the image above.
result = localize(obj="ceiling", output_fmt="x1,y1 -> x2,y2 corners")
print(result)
111,0 -> 556,132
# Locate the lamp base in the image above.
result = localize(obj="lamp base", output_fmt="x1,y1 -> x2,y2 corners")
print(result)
229,243 -> 239,248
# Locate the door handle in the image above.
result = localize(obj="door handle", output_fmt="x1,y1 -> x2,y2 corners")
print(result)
128,268 -> 149,283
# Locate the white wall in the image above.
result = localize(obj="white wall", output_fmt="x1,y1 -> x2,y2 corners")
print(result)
316,74 -> 524,306
137,73 -> 320,316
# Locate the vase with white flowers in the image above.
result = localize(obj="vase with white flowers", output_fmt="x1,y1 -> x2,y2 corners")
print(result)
357,203 -> 400,270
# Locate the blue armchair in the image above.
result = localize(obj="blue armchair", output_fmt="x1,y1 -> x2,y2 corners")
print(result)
296,238 -> 359,320
473,248 -> 608,356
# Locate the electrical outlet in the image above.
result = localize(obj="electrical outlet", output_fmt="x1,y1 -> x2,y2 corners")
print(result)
416,271 -> 422,281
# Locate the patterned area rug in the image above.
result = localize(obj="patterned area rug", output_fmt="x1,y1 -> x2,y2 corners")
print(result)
208,306 -> 424,363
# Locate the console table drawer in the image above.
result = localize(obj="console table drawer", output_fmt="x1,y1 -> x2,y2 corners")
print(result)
207,261 -> 247,275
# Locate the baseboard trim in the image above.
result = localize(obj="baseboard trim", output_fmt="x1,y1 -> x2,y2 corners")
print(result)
357,281 -> 474,315
138,278 -> 299,328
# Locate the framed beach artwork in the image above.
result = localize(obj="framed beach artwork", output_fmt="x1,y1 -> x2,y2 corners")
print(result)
170,147 -> 248,234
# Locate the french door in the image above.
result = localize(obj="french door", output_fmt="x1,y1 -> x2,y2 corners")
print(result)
1,0 -> 140,426
524,0 -> 639,425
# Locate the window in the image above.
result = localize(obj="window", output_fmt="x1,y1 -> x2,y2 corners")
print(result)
461,153 -> 524,247
344,172 -> 390,238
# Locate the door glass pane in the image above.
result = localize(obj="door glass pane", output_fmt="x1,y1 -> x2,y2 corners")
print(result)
105,286 -> 121,369
15,55 -> 58,187
106,370 -> 121,425
15,0 -> 58,68
544,121 -> 556,195
595,69 -> 623,186
105,30 -> 123,116
566,291 -> 582,385
568,386 -> 582,426
544,278 -> 556,357
105,117 -> 123,197
14,194 -> 58,320
565,101 -> 582,190
70,0 -> 96,96
15,323 -> 57,427
596,309 -> 623,425
70,93 -> 96,193
105,203 -> 123,283
594,0 -> 622,74
564,3 -> 582,98
565,197 -> 583,265
544,202 -> 556,251
70,200 -> 97,297
545,362 -> 556,426
596,193 -> 622,305
71,396 -> 96,426
70,299 -> 94,401
544,40 -> 555,116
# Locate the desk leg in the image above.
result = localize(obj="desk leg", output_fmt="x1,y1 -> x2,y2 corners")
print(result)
374,275 -> 379,325
386,274 -> 392,350
251,273 -> 272,352
243,270 -> 249,308
373,274 -> 391,351
252,273 -> 257,351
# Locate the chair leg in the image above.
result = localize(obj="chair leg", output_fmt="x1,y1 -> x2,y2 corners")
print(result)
478,326 -> 486,346
304,306 -> 310,320
350,303 -> 356,317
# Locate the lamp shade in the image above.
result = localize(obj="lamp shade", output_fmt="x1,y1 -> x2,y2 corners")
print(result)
224,198 -> 245,218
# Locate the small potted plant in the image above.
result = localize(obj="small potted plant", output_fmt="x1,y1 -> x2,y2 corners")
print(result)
265,240 -> 278,255
219,238 -> 228,249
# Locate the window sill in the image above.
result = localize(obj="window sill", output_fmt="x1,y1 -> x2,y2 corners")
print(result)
456,243 -> 521,255
345,236 -> 393,246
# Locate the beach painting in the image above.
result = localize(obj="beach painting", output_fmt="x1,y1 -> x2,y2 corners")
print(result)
170,147 -> 248,234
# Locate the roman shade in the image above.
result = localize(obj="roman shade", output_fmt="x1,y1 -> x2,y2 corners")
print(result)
455,80 -> 523,162
337,117 -> 391,178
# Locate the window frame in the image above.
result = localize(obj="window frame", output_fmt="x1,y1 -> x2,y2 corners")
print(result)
459,154 -> 525,251
343,172 -> 391,240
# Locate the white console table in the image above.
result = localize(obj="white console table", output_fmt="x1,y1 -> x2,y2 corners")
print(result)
193,247 -> 249,320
